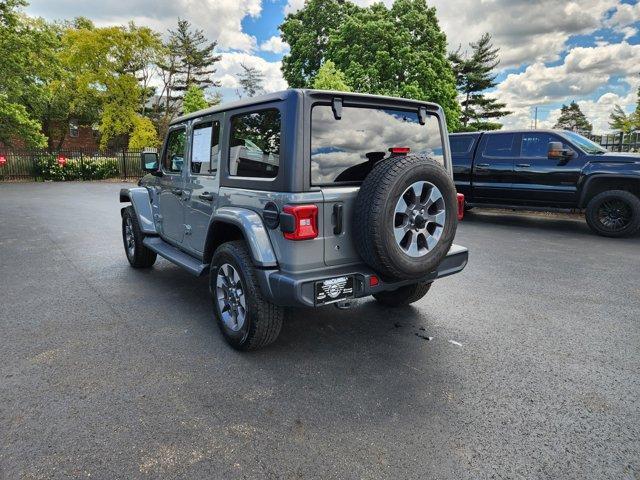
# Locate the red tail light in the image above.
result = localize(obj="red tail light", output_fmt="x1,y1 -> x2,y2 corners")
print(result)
283,204 -> 318,240
390,147 -> 411,154
457,193 -> 465,221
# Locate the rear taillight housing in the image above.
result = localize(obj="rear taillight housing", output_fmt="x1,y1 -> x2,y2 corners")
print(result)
282,204 -> 318,240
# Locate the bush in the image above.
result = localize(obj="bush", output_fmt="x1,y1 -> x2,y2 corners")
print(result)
34,155 -> 120,181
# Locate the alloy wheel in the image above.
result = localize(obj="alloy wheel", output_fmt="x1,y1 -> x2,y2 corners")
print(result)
216,263 -> 247,332
393,181 -> 446,258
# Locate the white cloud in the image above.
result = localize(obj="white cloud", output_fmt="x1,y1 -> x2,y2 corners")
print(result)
606,1 -> 640,29
216,53 -> 288,92
27,0 -> 262,52
259,35 -> 290,54
490,41 -> 640,130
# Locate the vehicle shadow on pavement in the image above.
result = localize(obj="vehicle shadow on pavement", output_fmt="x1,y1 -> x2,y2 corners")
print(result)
462,209 -> 594,236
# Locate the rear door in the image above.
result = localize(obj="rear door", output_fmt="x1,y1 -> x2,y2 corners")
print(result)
158,126 -> 187,245
183,117 -> 222,255
471,132 -> 517,202
450,134 -> 479,198
310,102 -> 446,266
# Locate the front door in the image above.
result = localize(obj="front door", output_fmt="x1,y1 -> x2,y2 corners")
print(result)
184,118 -> 222,255
512,132 -> 583,206
471,132 -> 517,202
158,126 -> 187,245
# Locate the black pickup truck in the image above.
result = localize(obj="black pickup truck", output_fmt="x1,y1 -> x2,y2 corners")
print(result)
451,130 -> 640,237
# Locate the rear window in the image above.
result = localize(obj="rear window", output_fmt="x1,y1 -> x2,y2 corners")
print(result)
450,136 -> 475,155
311,105 -> 444,185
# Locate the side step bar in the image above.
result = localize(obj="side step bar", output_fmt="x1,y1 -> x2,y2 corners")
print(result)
142,237 -> 209,277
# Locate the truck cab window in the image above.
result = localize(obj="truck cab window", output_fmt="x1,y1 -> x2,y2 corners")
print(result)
483,134 -> 515,157
163,128 -> 186,173
521,133 -> 554,158
450,136 -> 474,155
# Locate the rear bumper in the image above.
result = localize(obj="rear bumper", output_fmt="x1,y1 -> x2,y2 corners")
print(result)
257,244 -> 468,308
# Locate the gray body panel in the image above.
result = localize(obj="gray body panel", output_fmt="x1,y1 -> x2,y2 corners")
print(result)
212,206 -> 277,267
120,187 -> 157,235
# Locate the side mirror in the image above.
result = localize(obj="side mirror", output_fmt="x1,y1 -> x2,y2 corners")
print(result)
548,142 -> 574,160
141,152 -> 159,172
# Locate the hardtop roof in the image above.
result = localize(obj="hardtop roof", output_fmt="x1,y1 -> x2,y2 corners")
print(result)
171,88 -> 443,125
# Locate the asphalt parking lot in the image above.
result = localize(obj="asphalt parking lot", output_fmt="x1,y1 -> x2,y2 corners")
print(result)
0,181 -> 638,479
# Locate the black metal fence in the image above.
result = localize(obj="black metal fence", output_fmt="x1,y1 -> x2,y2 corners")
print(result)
0,148 -> 154,181
586,131 -> 640,153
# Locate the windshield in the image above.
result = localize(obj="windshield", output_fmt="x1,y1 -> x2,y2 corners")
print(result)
560,131 -> 606,154
311,105 -> 444,184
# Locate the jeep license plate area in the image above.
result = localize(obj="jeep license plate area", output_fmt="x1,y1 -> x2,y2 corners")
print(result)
314,276 -> 355,306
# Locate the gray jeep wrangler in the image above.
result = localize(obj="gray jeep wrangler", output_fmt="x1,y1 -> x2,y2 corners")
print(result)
120,89 -> 468,350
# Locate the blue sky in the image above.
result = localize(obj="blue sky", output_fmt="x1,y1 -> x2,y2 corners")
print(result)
26,0 -> 640,132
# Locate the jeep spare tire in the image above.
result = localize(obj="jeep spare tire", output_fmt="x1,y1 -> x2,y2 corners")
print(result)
353,154 -> 458,280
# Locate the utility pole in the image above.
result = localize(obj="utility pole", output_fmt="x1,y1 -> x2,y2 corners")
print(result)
534,107 -> 538,130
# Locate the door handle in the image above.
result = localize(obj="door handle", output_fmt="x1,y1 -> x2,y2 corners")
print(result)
171,188 -> 183,196
199,192 -> 214,201
516,163 -> 531,168
476,163 -> 490,168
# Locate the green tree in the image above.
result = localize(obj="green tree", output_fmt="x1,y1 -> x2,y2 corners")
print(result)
182,84 -> 209,113
609,104 -> 638,134
280,0 -> 460,130
128,115 -> 159,148
0,0 -> 48,147
0,95 -> 46,147
168,19 -> 221,92
154,19 -> 221,137
312,61 -> 351,91
280,0 -> 355,88
553,101 -> 592,134
61,22 -> 162,148
237,63 -> 265,98
449,33 -> 510,130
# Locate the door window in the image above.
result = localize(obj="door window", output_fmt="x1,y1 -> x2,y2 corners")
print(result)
521,133 -> 555,158
163,128 -> 186,173
190,121 -> 221,175
229,109 -> 281,178
483,134 -> 516,157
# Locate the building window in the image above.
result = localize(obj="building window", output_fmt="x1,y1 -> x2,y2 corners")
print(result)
69,119 -> 79,138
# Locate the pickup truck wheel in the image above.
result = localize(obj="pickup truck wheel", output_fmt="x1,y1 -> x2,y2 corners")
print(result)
585,190 -> 640,237
210,241 -> 283,351
122,206 -> 157,268
373,282 -> 432,307
354,154 -> 458,280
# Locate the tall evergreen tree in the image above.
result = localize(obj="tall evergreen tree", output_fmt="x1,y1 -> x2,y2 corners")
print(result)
169,19 -> 221,93
553,101 -> 592,134
154,19 -> 221,137
236,63 -> 265,98
449,33 -> 511,131
609,105 -> 636,134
